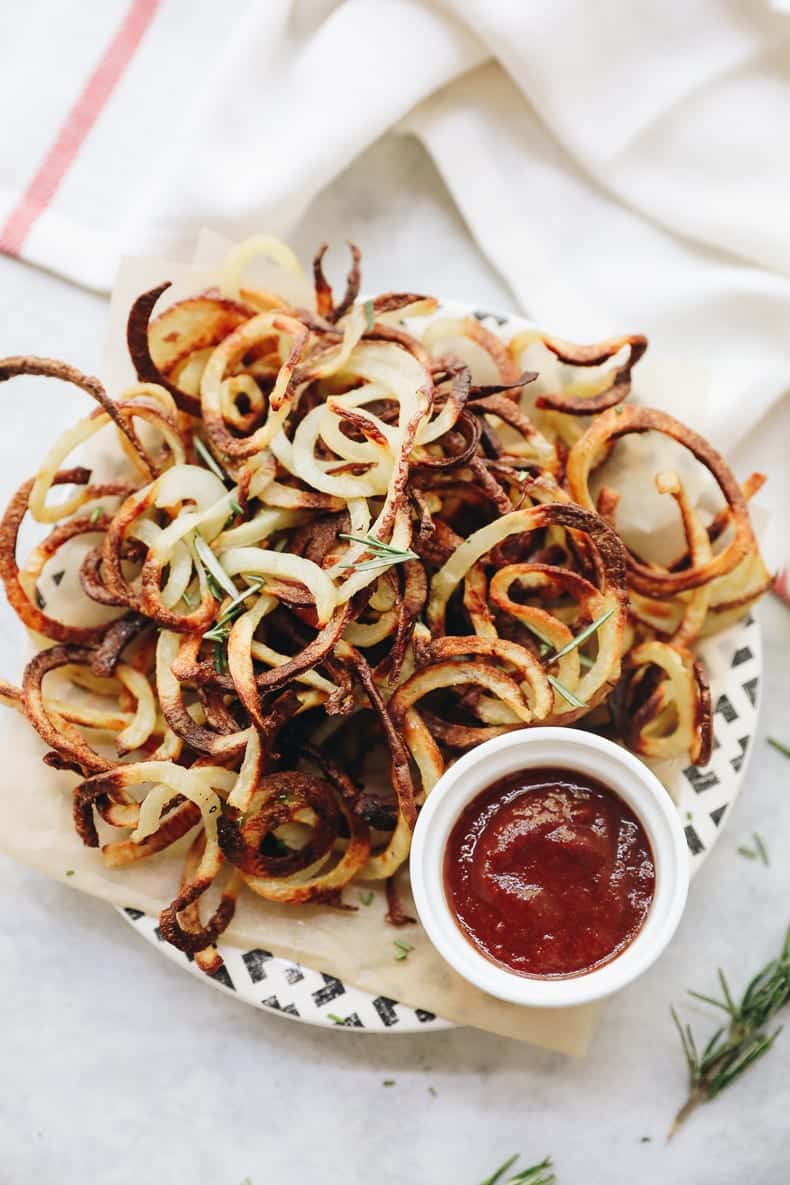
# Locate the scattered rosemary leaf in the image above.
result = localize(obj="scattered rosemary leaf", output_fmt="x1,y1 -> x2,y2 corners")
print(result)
213,643 -> 228,674
51,570 -> 65,586
754,833 -> 769,866
89,505 -> 104,524
359,890 -> 374,906
428,1086 -> 438,1098
337,532 -> 417,571
685,811 -> 693,822
230,498 -> 244,517
65,869 -> 75,877
768,737 -> 790,759
670,925 -> 790,1135
547,675 -> 586,709
479,1155 -> 555,1185
364,299 -> 375,332
194,436 -> 229,484
393,939 -> 413,961
615,405 -> 624,415
382,1079 -> 395,1087
737,845 -> 757,860
544,607 -> 615,664
327,1013 -> 346,1025
181,587 -> 196,609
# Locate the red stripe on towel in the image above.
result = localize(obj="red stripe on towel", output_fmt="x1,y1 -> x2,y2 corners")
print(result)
0,0 -> 160,256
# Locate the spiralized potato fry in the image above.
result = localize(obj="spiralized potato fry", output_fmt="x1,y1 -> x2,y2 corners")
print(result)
0,236 -> 768,972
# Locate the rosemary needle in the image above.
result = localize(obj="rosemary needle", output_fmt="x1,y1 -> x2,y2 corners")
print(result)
670,924 -> 790,1136
547,675 -> 586,709
479,1155 -> 555,1185
768,737 -> 790,759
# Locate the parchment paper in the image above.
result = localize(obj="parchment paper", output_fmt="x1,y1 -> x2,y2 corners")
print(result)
0,236 -> 759,1054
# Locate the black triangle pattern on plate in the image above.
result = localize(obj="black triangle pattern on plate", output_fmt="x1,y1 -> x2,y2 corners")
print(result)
242,949 -> 273,984
742,677 -> 759,707
472,309 -> 509,326
284,965 -> 304,985
209,965 -> 235,991
372,997 -> 399,1027
710,805 -> 727,827
415,1009 -> 437,1023
683,765 -> 720,794
684,824 -> 705,855
312,974 -> 346,1007
731,646 -> 753,667
714,693 -> 738,723
124,907 -> 144,921
731,736 -> 750,773
261,995 -> 300,1018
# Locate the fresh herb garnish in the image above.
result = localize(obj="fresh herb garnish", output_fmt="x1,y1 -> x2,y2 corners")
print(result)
393,939 -> 413,961
428,1085 -> 438,1098
364,299 -> 375,332
194,436 -> 229,484
193,534 -> 238,600
615,405 -> 624,416
544,607 -> 614,664
65,869 -> 75,877
327,1013 -> 346,1025
738,834 -> 769,865
670,924 -> 790,1135
359,890 -> 374,906
338,532 -> 418,572
89,505 -> 104,524
203,576 -> 264,642
479,1155 -> 555,1185
181,587 -> 196,609
382,1079 -> 395,1087
229,498 -> 243,517
547,675 -> 586,709
213,643 -> 228,674
768,737 -> 790,759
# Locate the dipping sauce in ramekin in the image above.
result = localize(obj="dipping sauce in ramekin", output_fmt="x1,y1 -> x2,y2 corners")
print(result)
444,767 -> 655,978
410,729 -> 688,1008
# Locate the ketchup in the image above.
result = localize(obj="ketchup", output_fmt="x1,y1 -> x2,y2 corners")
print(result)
443,768 -> 655,977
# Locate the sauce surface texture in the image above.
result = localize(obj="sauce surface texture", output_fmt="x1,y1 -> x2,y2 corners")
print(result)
444,767 -> 655,977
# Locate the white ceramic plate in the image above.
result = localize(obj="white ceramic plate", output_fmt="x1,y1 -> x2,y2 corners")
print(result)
118,302 -> 763,1033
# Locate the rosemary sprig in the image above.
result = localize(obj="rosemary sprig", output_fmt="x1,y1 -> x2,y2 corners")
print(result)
337,532 -> 418,572
737,832 -> 770,865
768,737 -> 790,759
478,1155 -> 555,1185
202,576 -> 265,642
547,675 -> 586,709
89,505 -> 105,524
544,607 -> 614,664
393,939 -> 413,961
194,436 -> 229,484
670,924 -> 790,1136
363,299 -> 375,332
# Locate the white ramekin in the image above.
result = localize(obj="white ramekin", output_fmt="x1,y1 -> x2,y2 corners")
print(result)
410,728 -> 689,1008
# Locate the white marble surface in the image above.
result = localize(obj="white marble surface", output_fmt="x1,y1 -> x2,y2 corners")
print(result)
2,134 -> 790,1185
